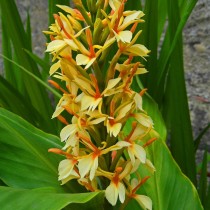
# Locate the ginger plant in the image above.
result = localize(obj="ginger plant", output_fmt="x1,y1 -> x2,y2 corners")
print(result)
44,0 -> 157,209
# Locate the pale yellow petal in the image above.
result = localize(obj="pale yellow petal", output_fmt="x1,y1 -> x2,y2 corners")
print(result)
76,54 -> 90,65
80,95 -> 94,111
136,68 -> 148,74
128,147 -> 136,165
115,141 -> 131,148
131,178 -> 139,189
85,57 -> 96,69
78,154 -> 92,178
106,141 -> 131,153
46,40 -> 66,53
125,44 -> 150,57
116,102 -> 133,121
56,5 -> 75,15
64,39 -> 79,51
60,170 -> 79,185
118,30 -> 132,43
58,159 -> 74,180
107,122 -> 122,137
52,107 -> 64,119
89,157 -> 98,180
130,124 -> 148,140
60,124 -> 78,141
145,159 -> 156,173
109,0 -> 121,11
123,11 -> 143,25
103,78 -> 121,94
49,60 -> 60,75
89,116 -> 106,125
135,113 -> 154,128
133,144 -> 146,163
134,93 -> 143,110
118,182 -> 125,203
134,195 -> 152,210
74,77 -> 95,95
105,182 -> 118,206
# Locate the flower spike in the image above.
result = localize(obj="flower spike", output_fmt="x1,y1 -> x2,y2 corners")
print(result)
45,1 -> 158,208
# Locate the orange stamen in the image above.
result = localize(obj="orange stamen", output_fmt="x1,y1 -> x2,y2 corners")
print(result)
48,148 -> 72,159
109,100 -> 116,126
74,9 -> 85,21
139,88 -> 148,96
77,133 -> 98,151
115,167 -> 123,173
57,115 -> 69,125
143,137 -> 157,148
125,121 -> 137,142
80,180 -> 95,192
48,80 -> 68,94
86,29 -> 95,57
50,35 -> 55,41
131,176 -> 150,194
124,62 -> 140,90
130,22 -> 138,33
63,105 -> 80,118
111,151 -> 117,162
90,74 -> 101,98
54,14 -> 72,39
113,0 -> 125,32
125,56 -> 133,65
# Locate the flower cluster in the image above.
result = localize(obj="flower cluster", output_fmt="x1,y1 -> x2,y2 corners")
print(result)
45,0 -> 157,209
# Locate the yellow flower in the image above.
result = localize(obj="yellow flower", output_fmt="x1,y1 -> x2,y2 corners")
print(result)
124,122 -> 150,165
58,159 -> 79,185
106,101 -> 133,137
130,178 -> 152,210
78,152 -> 100,180
105,162 -> 133,206
74,75 -> 121,112
75,30 -> 115,69
78,135 -> 130,180
105,180 -> 125,206
133,195 -> 152,210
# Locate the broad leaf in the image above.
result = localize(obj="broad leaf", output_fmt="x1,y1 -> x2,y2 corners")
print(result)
0,108 -> 81,193
125,135 -> 203,210
0,187 -> 104,210
123,94 -> 202,210
162,0 -> 197,185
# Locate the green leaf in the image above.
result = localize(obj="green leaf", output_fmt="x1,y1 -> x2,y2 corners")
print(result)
162,0 -> 197,185
194,123 -> 210,152
0,54 -> 61,99
204,184 -> 210,210
0,108 -> 81,193
26,11 -> 32,51
198,151 -> 208,206
141,0 -> 158,93
48,0 -> 70,25
0,0 -> 56,130
157,0 -> 198,95
148,140 -> 202,210
0,75 -> 45,127
135,77 -> 167,141
125,135 -> 203,210
122,92 -> 202,209
24,49 -> 51,80
0,187 -> 104,210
